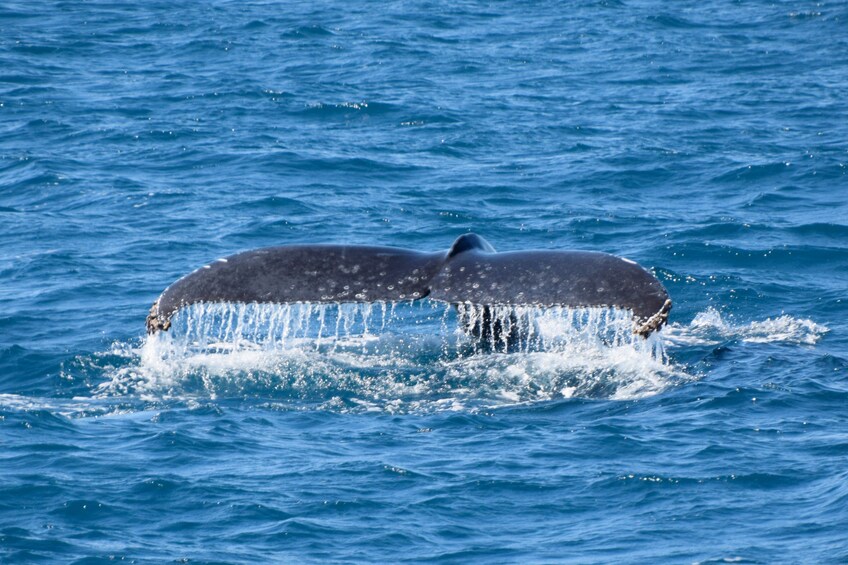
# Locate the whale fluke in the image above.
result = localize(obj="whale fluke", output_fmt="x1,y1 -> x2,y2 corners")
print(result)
146,234 -> 671,336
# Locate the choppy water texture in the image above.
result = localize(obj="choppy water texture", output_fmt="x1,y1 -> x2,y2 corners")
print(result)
2,1 -> 847,563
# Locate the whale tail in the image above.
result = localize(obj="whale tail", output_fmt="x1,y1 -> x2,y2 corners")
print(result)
146,234 -> 671,337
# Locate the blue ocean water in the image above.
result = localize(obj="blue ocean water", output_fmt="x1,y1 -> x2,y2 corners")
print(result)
2,0 -> 847,562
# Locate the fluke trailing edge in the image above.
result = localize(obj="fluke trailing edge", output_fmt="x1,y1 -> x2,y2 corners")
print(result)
146,234 -> 671,337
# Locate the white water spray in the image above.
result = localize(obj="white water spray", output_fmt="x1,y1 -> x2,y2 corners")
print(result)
96,301 -> 683,409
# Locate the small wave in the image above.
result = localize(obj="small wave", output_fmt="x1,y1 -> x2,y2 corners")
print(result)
663,307 -> 828,347
297,101 -> 399,119
0,393 -> 140,420
646,15 -> 702,29
787,222 -> 848,239
281,24 -> 336,38
712,162 -> 794,183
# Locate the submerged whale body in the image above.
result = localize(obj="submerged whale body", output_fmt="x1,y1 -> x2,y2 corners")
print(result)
146,233 -> 671,337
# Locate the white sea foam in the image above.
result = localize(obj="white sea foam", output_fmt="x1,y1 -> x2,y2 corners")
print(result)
93,301 -> 680,410
89,302 -> 828,412
86,303 -> 829,413
0,392 -> 143,419
663,307 -> 828,346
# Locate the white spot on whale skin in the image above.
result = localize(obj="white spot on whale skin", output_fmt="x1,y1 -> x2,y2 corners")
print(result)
203,265 -> 211,269
621,257 -> 637,265
216,258 -> 228,263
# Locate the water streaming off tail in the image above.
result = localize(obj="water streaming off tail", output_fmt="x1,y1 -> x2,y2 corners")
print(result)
159,301 -> 663,354
97,301 -> 681,410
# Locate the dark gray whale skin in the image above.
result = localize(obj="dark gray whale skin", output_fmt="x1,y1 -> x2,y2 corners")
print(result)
147,234 -> 671,336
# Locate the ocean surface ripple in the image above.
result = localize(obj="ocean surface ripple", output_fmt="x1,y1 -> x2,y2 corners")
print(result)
2,1 -> 847,562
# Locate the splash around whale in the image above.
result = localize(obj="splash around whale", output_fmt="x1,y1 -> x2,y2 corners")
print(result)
146,234 -> 672,338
